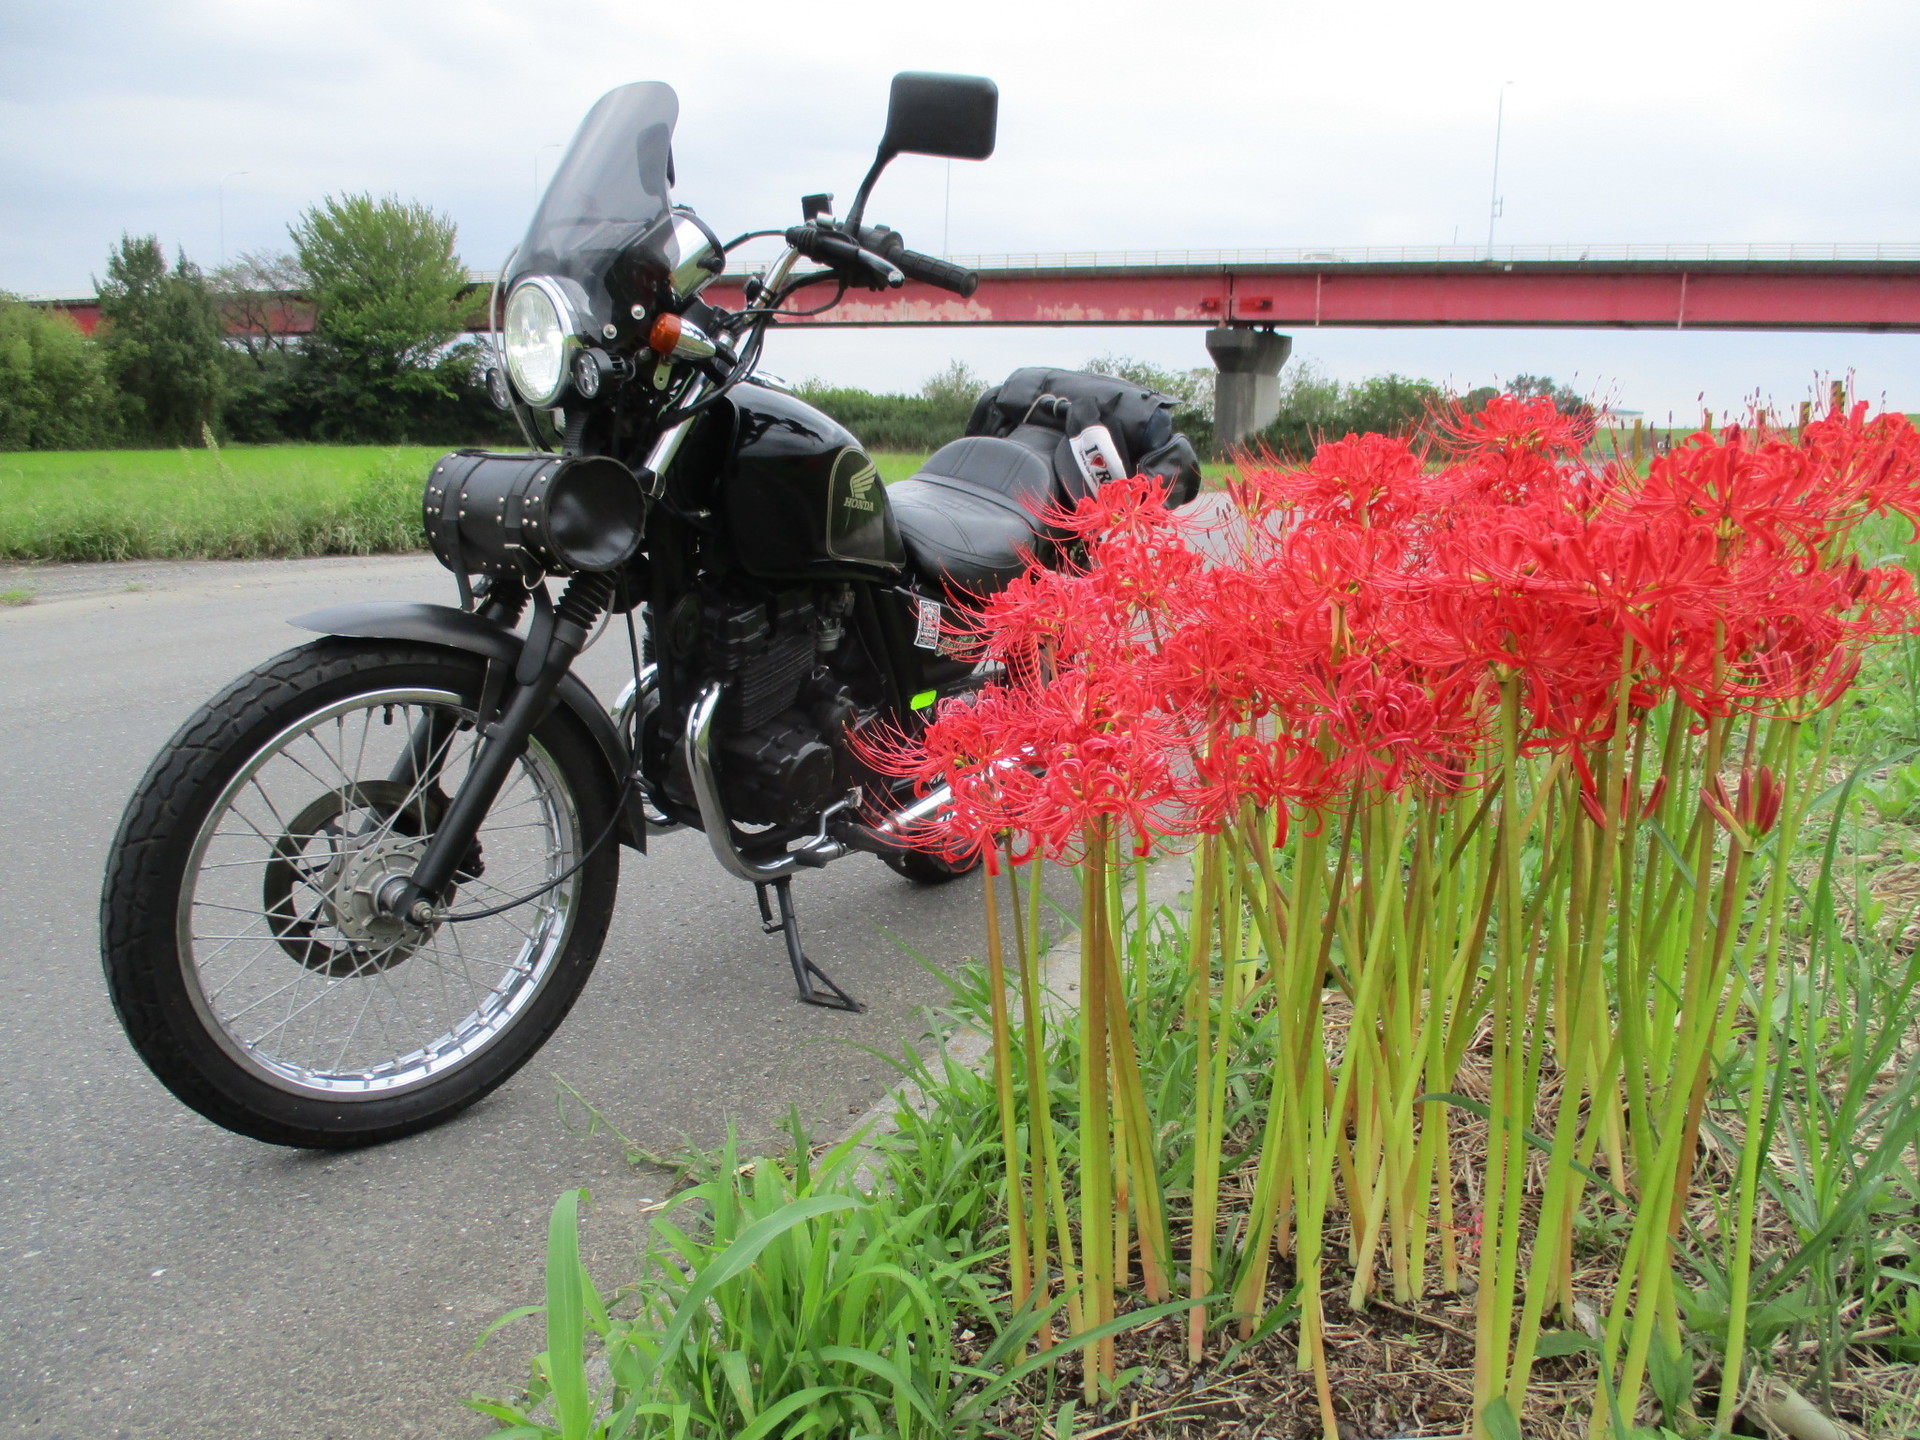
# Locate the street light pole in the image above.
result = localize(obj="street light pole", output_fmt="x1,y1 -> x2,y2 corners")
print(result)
1486,82 -> 1512,258
219,170 -> 249,265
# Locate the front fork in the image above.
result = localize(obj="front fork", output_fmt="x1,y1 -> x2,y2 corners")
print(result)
373,572 -> 617,924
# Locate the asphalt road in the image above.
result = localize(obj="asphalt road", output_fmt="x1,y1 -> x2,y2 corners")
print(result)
0,556 -> 1046,1440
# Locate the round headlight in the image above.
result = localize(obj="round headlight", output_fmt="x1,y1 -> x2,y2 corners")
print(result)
503,278 -> 576,407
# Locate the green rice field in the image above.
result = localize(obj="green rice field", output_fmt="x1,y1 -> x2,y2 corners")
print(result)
0,445 -> 445,563
0,446 -> 937,564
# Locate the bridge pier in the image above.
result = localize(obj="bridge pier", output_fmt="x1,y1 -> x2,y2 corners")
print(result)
1205,327 -> 1292,449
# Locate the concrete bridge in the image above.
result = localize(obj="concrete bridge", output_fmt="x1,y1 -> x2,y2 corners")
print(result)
33,243 -> 1920,443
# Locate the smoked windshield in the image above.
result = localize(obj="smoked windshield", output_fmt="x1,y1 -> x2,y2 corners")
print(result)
507,81 -> 678,332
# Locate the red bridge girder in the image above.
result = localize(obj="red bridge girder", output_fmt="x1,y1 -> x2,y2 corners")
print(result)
33,255 -> 1920,337
702,259 -> 1920,332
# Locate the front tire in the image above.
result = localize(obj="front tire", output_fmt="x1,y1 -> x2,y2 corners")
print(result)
100,640 -> 619,1148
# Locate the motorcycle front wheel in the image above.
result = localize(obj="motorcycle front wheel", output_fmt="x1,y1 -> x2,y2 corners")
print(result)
100,639 -> 619,1148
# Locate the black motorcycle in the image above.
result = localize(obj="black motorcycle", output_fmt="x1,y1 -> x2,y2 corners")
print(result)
99,72 -> 1201,1147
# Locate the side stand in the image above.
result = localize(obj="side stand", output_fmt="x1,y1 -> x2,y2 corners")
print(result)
755,878 -> 863,1012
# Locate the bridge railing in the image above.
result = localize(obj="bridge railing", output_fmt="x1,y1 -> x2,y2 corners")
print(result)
820,242 -> 1920,273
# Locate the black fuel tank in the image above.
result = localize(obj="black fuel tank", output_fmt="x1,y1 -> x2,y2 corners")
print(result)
722,380 -> 905,582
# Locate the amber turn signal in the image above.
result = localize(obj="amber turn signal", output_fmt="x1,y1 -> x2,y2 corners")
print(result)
648,313 -> 683,356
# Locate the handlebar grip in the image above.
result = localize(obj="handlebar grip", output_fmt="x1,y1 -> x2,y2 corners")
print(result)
843,224 -> 975,297
893,249 -> 978,299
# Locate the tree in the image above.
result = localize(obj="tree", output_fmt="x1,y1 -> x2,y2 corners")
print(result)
0,295 -> 117,450
920,359 -> 986,430
212,249 -> 307,368
289,194 -> 469,441
1340,373 -> 1443,438
920,358 -> 985,407
1463,374 -> 1594,423
95,235 -> 226,444
211,250 -> 308,443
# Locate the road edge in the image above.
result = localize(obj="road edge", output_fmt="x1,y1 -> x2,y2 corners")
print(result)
841,849 -> 1192,1184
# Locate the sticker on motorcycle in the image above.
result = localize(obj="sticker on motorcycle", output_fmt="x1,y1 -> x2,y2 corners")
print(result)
913,595 -> 943,650
1070,423 -> 1124,489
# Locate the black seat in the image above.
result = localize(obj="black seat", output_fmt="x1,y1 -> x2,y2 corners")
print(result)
887,436 -> 1056,600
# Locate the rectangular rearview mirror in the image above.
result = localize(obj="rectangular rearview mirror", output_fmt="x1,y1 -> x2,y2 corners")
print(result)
881,72 -> 998,161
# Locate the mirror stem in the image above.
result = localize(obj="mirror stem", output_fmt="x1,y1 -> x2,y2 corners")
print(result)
844,149 -> 894,232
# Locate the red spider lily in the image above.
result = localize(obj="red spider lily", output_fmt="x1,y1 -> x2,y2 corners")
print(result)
1631,434 -> 1840,558
1439,393 -> 1593,461
1176,726 -> 1337,831
1699,767 -> 1786,844
1306,655 -> 1486,795
1799,402 -> 1920,522
1255,431 -> 1447,528
885,397 -> 1920,867
876,670 -> 1186,863
1744,766 -> 1786,837
1035,471 -> 1187,546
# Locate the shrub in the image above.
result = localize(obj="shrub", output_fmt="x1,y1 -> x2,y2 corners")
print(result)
796,361 -> 984,453
0,295 -> 117,450
1251,362 -> 1441,460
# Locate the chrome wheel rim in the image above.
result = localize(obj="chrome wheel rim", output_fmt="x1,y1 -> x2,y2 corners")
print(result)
176,687 -> 582,1099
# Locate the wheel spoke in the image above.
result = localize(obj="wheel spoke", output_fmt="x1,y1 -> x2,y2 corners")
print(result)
179,685 -> 583,1096
330,973 -> 381,1072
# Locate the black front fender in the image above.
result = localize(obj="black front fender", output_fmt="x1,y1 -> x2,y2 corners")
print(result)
289,601 -> 643,852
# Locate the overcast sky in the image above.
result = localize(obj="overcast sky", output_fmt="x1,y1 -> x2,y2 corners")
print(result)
5,0 -> 1918,418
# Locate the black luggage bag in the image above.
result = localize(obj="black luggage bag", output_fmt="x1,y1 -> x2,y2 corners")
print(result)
965,367 -> 1203,507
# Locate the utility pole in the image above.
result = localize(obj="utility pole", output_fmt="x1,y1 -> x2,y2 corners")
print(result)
1486,82 -> 1512,258
942,159 -> 953,257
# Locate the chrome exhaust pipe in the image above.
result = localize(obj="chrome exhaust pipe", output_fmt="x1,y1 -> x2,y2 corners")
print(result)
682,679 -> 962,878
683,682 -> 847,883
875,783 -> 953,834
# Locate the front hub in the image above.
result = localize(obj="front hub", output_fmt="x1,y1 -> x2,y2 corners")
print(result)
262,782 -> 447,977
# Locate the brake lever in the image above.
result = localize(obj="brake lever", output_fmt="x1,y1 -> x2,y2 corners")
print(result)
818,232 -> 900,292
849,248 -> 904,292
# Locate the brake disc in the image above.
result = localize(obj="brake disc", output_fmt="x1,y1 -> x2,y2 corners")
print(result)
261,781 -> 453,977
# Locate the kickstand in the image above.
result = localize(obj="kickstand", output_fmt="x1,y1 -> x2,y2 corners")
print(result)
755,878 -> 863,1012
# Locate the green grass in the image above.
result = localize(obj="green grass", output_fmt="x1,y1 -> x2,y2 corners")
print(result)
0,446 -> 941,564
0,587 -> 34,605
0,445 -> 445,562
872,452 -> 931,484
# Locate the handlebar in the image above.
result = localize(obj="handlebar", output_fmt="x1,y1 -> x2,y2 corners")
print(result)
847,223 -> 978,299
781,221 -> 979,300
